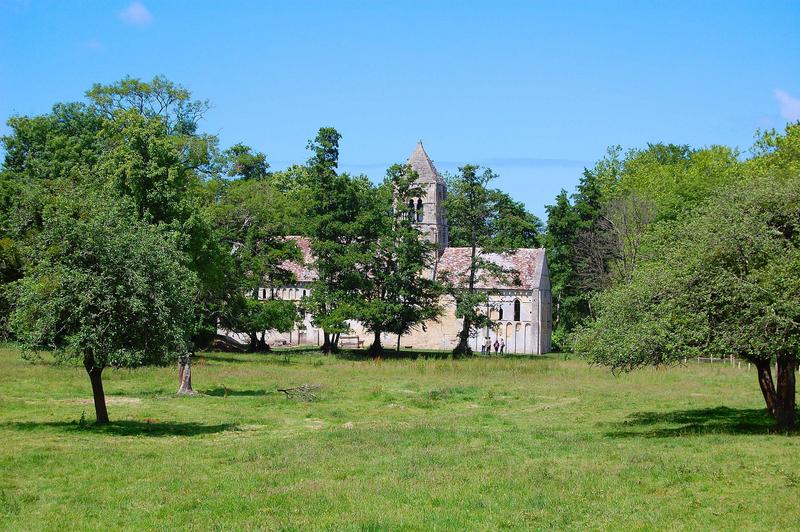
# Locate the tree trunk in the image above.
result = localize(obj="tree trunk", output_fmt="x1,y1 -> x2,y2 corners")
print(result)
249,331 -> 258,352
396,334 -> 401,353
755,359 -> 778,418
177,354 -> 195,395
369,329 -> 383,358
454,316 -> 472,357
321,331 -> 332,354
775,356 -> 797,431
258,331 -> 266,351
84,356 -> 109,425
454,239 -> 478,358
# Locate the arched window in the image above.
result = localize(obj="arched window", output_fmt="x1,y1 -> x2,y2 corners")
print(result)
416,198 -> 424,222
408,199 -> 415,221
302,289 -> 306,298
498,307 -> 503,320
513,299 -> 521,321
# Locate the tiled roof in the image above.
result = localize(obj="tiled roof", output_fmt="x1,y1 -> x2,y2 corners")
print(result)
408,142 -> 446,185
278,237 -> 546,290
436,247 -> 546,290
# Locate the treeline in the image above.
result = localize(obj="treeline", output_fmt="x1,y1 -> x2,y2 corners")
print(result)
547,123 -> 800,429
0,77 -> 542,423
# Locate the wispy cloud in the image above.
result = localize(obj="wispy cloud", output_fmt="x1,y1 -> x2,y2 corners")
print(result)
119,1 -> 153,26
85,39 -> 104,51
774,89 -> 800,121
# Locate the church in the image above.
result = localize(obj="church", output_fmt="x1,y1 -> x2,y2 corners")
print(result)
251,143 -> 552,354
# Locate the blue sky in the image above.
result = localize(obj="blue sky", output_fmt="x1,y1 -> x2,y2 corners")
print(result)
1,1 -> 799,220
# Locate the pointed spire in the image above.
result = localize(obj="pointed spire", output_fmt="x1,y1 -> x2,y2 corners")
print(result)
407,141 -> 444,184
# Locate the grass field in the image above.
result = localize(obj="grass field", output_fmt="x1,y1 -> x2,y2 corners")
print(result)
0,346 -> 798,530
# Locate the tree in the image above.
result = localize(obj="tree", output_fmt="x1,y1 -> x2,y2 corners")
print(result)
574,167 -> 800,430
223,143 -> 269,180
357,164 -> 443,356
10,193 -> 197,424
303,127 -> 377,352
86,75 -> 210,135
544,143 -> 740,349
544,191 -> 582,348
211,177 -> 301,351
443,165 -> 518,357
448,187 -> 543,248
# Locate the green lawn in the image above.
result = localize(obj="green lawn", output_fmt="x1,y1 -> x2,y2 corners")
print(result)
0,347 -> 797,530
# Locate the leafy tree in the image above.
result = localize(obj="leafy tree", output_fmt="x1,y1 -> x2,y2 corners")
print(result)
269,164 -> 315,236
86,75 -> 210,135
487,190 -> 544,248
95,108 -> 230,349
0,78 -> 238,398
211,177 -> 301,350
303,128 -> 378,352
443,165 -> 518,357
448,187 -> 543,248
10,192 -> 197,424
574,160 -> 800,429
223,143 -> 269,180
357,164 -> 443,356
544,142 -> 741,349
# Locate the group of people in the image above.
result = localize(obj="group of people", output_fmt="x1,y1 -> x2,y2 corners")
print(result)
481,337 -> 505,355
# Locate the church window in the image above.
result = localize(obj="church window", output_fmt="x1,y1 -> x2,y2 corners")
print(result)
498,307 -> 503,320
513,299 -> 521,321
408,199 -> 415,221
416,198 -> 424,222
302,289 -> 306,298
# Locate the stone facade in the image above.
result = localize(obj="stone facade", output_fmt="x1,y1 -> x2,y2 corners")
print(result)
226,142 -> 552,354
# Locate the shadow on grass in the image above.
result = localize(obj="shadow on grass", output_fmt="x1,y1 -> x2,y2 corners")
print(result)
4,420 -> 236,437
605,406 -> 787,438
334,348 -> 453,361
197,353 -> 299,366
333,348 -> 556,361
196,353 -> 253,364
272,345 -> 324,354
203,387 -> 272,397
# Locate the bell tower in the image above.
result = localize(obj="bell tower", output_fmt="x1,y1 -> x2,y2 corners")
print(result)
407,141 -> 449,256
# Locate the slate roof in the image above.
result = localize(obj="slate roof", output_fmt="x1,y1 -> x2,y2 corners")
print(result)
408,141 -> 446,185
436,247 -> 547,290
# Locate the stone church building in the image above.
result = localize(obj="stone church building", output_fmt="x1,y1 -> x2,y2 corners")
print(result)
246,143 -> 552,354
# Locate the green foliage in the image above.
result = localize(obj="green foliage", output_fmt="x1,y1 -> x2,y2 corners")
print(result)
211,177 -> 302,346
223,143 -> 269,180
574,124 -> 800,428
10,191 -> 197,369
443,165 -> 518,356
545,142 -> 742,349
86,75 -> 211,135
446,167 -> 542,249
0,77 -> 243,344
356,164 -> 443,353
224,298 -> 299,339
303,128 -> 381,349
575,171 -> 800,369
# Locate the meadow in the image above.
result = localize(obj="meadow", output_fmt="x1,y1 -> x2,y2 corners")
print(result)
0,346 -> 797,530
